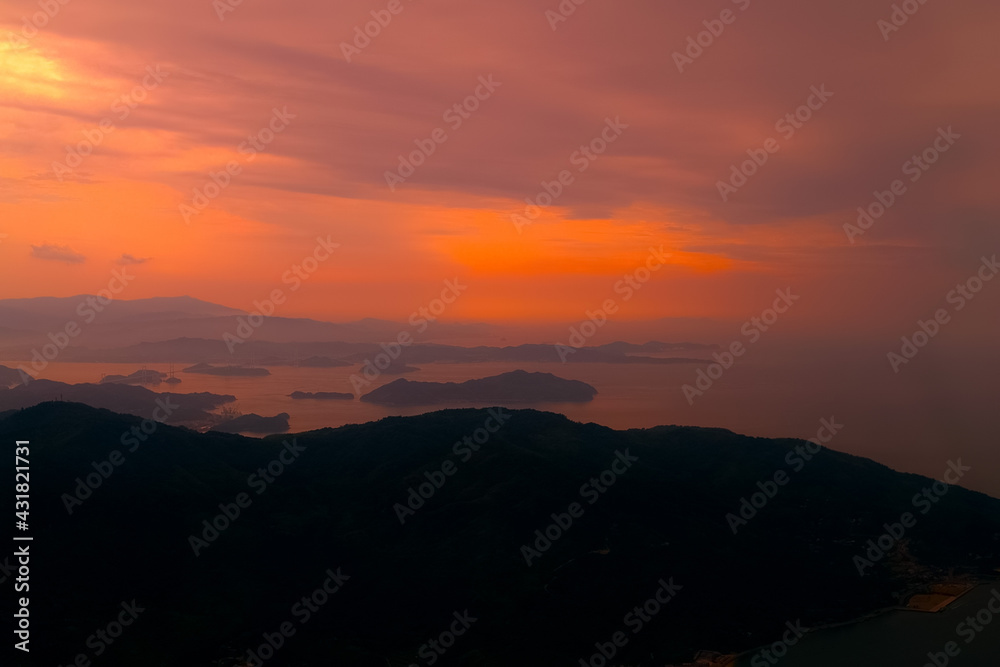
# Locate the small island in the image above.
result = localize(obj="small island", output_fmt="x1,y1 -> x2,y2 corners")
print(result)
360,370 -> 597,406
183,362 -> 270,377
297,356 -> 351,368
289,391 -> 354,400
100,369 -> 167,385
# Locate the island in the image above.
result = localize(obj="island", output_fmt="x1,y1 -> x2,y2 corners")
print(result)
297,355 -> 352,368
182,362 -> 270,377
289,391 -> 354,400
99,369 -> 167,385
360,370 -> 597,406
0,377 -> 234,427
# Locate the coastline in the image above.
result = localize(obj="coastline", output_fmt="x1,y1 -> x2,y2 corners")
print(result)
678,576 -> 999,667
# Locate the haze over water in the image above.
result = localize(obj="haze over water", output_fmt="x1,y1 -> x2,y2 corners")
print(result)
14,335 -> 998,498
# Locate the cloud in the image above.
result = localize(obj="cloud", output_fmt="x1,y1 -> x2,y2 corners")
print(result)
117,253 -> 150,265
3,0 -> 998,325
30,243 -> 85,263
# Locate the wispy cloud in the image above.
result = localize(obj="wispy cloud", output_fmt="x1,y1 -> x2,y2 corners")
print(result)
117,253 -> 150,265
30,243 -> 86,263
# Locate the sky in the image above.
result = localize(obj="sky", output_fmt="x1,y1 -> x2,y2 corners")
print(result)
2,0 -> 999,334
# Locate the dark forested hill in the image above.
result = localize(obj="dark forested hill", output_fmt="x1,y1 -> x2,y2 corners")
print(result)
2,403 -> 998,666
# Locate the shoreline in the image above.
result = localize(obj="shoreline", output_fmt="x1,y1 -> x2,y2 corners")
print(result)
679,577 -> 999,667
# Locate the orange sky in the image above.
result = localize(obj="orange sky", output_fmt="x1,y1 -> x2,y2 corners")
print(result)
2,0 -> 999,330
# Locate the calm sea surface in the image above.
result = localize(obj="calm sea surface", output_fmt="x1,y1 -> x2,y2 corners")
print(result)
6,339 -> 999,498
734,584 -> 1000,667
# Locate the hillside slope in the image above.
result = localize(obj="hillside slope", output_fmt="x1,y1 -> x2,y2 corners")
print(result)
2,403 -> 998,666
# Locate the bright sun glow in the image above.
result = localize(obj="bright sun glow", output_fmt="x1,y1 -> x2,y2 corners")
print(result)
0,42 -> 67,99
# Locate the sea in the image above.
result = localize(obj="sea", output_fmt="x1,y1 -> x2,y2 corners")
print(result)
5,338 -> 999,499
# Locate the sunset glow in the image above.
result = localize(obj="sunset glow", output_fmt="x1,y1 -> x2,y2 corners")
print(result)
1,0 -> 997,331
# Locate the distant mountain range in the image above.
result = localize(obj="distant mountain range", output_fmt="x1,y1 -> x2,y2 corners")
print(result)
0,295 -> 499,349
182,362 -> 271,377
1,336 -> 712,368
0,363 -> 22,387
3,403 -> 999,666
0,296 -> 718,361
